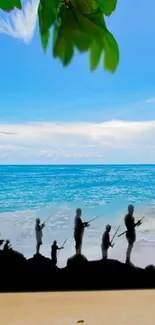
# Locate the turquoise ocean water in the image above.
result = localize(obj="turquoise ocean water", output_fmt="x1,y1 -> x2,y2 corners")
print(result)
0,164 -> 155,267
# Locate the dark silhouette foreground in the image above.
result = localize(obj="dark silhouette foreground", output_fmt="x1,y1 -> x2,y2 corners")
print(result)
0,249 -> 155,292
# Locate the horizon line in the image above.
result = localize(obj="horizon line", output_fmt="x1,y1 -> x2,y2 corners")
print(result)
0,164 -> 155,166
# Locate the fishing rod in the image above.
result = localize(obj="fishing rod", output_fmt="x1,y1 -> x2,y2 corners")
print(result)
58,237 -> 68,255
73,213 -> 103,230
31,214 -> 52,227
87,214 -> 103,224
60,237 -> 68,248
41,192 -> 79,226
39,196 -> 120,228
110,225 -> 120,246
74,202 -> 118,229
86,197 -> 125,225
117,216 -> 145,238
34,190 -> 79,227
42,214 -> 53,225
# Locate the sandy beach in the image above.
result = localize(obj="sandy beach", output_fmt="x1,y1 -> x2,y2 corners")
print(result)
0,290 -> 155,325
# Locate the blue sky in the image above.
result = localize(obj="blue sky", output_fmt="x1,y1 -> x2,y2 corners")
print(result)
0,0 -> 155,164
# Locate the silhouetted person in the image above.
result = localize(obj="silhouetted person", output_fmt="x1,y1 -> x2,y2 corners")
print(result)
0,239 -> 4,247
124,204 -> 142,264
51,240 -> 64,266
3,240 -> 11,251
74,208 -> 89,255
35,218 -> 45,255
101,224 -> 114,259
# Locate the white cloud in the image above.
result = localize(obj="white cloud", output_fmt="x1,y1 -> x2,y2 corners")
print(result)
145,97 -> 155,104
0,0 -> 39,43
0,120 -> 155,164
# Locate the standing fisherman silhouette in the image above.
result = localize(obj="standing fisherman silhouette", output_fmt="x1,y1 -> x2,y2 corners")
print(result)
74,208 -> 89,255
51,240 -> 64,266
101,224 -> 114,260
124,204 -> 142,264
35,218 -> 45,255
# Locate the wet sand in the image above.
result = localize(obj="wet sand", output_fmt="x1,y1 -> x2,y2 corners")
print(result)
0,290 -> 155,325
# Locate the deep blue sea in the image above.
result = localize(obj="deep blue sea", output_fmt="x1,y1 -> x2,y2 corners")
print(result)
0,164 -> 155,267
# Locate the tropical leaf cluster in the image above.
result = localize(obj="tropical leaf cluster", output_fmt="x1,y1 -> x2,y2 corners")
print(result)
0,0 -> 119,72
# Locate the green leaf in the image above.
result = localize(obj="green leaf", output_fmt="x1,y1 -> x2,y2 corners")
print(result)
98,0 -> 117,16
90,40 -> 103,71
74,33 -> 92,52
103,30 -> 119,72
61,7 -> 81,37
60,8 -> 92,52
0,0 -> 22,11
53,26 -> 74,66
70,0 -> 98,14
41,30 -> 50,53
72,8 -> 106,38
88,8 -> 106,29
38,0 -> 57,35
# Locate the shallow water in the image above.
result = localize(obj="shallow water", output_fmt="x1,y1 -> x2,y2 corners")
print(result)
0,164 -> 155,267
